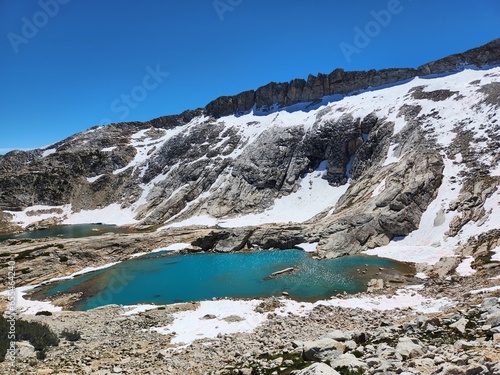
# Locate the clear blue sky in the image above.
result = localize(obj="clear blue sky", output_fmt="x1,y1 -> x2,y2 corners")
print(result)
1,0 -> 499,153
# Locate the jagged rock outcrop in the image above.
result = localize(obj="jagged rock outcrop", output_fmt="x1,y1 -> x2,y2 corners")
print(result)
314,149 -> 444,257
205,39 -> 500,118
205,68 -> 418,118
417,38 -> 500,75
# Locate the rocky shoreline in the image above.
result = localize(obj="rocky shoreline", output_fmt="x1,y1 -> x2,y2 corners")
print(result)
0,263 -> 498,374
0,231 -> 498,374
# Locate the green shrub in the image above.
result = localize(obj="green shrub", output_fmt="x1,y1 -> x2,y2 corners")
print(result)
16,319 -> 59,351
335,367 -> 365,375
36,349 -> 46,360
0,315 -> 13,362
0,315 -> 59,362
60,329 -> 81,342
35,311 -> 53,316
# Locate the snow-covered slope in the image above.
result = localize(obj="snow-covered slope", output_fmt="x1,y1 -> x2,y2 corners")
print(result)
5,67 -> 498,226
1,48 -> 500,265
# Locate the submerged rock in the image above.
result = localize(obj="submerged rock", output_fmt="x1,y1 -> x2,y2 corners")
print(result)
269,267 -> 296,278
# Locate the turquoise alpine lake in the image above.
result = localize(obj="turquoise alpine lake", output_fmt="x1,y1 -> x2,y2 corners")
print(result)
0,224 -> 132,242
32,249 -> 414,311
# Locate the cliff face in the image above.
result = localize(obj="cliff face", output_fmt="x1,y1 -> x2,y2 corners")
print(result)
205,39 -> 500,118
1,40 -> 499,258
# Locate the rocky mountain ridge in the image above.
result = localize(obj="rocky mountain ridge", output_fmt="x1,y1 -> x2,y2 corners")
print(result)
1,39 -> 500,260
204,39 -> 500,118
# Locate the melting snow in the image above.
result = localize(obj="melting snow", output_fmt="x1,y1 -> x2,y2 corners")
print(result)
42,148 -> 56,157
294,242 -> 318,253
149,287 -> 452,345
364,157 -> 464,265
371,178 -> 387,197
383,144 -> 401,166
0,286 -> 63,315
455,256 -> 476,276
87,174 -> 103,183
491,246 -> 500,262
64,204 -> 138,226
164,161 -> 349,228
122,305 -> 159,316
0,261 -> 121,315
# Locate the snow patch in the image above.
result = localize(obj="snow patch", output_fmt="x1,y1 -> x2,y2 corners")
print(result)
365,245 -> 454,265
87,175 -> 103,183
415,273 -> 428,279
455,256 -> 476,276
469,285 -> 500,295
0,260 -> 123,315
383,144 -> 401,166
5,205 -> 70,228
150,287 -> 452,345
164,161 -> 349,229
42,148 -> 56,157
490,164 -> 500,177
0,286 -> 62,315
149,299 -> 268,344
294,242 -> 318,253
371,178 -> 387,197
317,288 -> 451,314
6,203 -> 138,228
130,243 -> 193,258
364,158 -> 464,265
122,305 -> 159,316
47,262 -> 121,284
491,246 -> 500,262
65,204 -> 137,226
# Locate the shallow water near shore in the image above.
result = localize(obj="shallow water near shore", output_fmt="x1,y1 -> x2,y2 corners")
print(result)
0,224 -> 132,242
32,249 -> 414,311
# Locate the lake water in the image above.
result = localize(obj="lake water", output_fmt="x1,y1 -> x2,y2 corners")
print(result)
32,249 -> 413,310
0,224 -> 131,242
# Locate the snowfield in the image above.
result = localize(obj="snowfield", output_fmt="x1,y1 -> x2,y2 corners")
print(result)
6,68 -> 500,273
145,288 -> 452,345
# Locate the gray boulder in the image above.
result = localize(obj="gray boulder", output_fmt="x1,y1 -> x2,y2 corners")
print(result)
395,336 -> 426,359
486,312 -> 500,328
329,353 -> 367,370
303,338 -> 346,362
450,318 -> 469,334
297,363 -> 340,375
480,297 -> 499,313
320,330 -> 353,342
16,341 -> 36,358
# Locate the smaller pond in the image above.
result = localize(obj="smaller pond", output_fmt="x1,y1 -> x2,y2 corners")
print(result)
0,224 -> 132,242
31,249 -> 414,311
